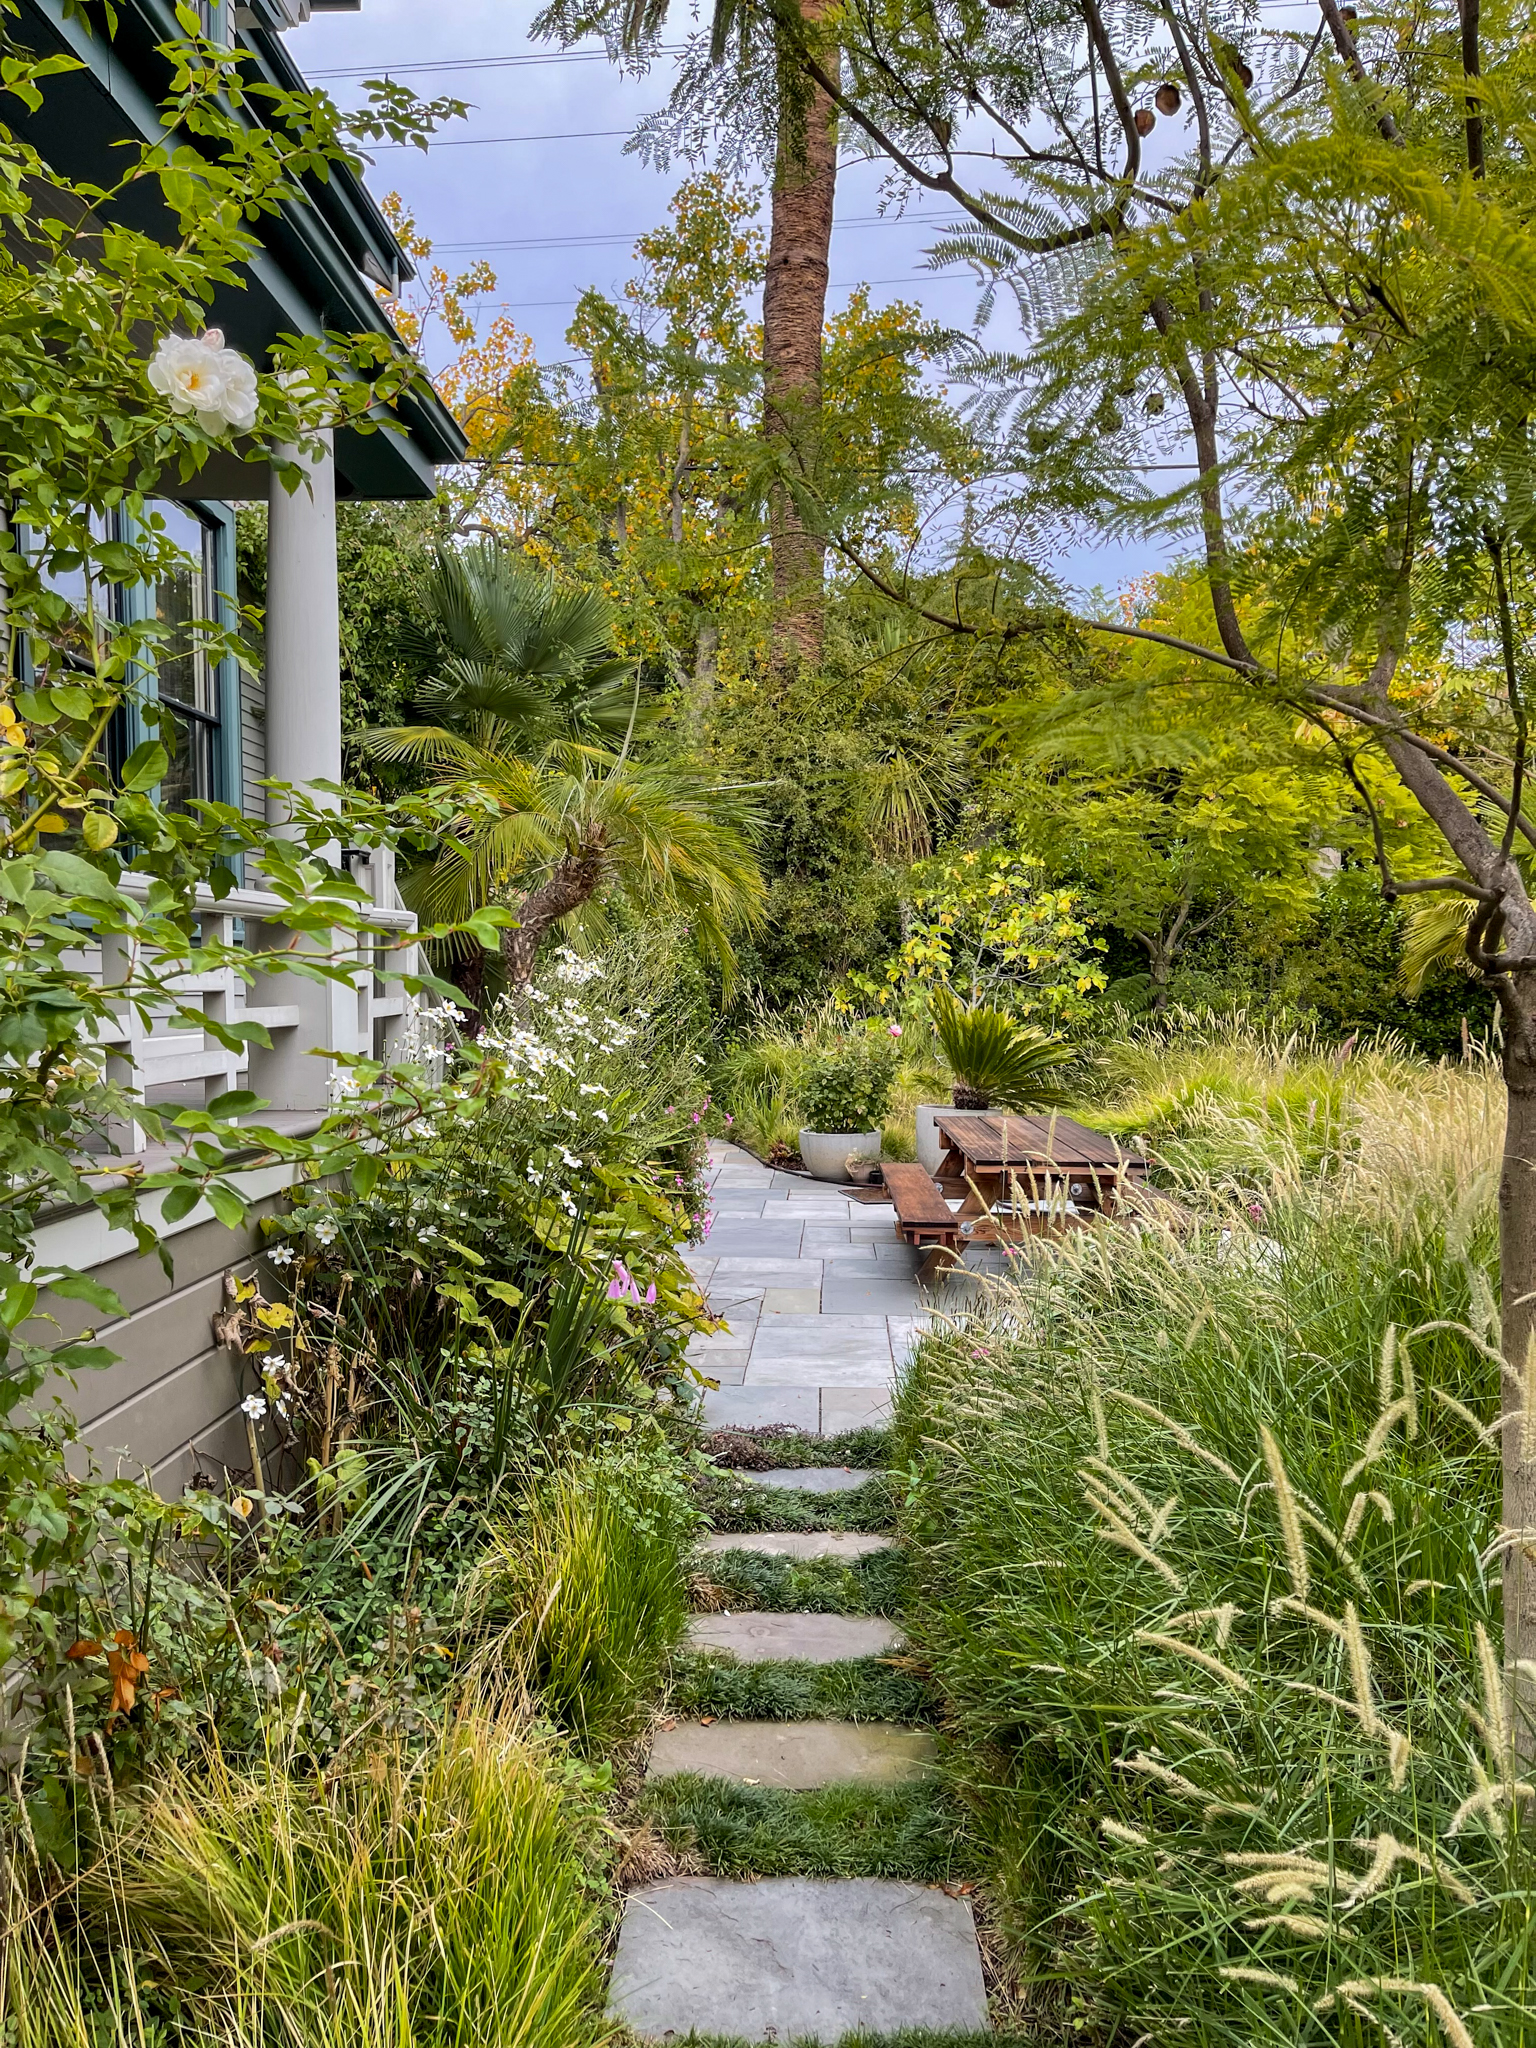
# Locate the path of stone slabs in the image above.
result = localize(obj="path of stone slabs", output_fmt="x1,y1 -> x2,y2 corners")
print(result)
609,1439 -> 992,2046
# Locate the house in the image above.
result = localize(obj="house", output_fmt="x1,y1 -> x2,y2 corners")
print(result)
17,0 -> 468,1489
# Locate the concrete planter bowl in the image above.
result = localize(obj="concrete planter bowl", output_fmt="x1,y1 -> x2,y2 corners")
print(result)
798,1128 -> 882,1184
913,1104 -> 952,1176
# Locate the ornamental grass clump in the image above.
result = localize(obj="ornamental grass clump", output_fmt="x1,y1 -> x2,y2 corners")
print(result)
4,1698 -> 607,2048
892,1078 -> 1530,2047
464,1446 -> 695,1751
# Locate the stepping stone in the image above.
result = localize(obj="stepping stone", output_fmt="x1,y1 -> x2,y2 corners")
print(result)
820,1387 -> 894,1433
698,1530 -> 894,1560
687,1613 -> 902,1663
702,1385 -> 819,1432
609,1876 -> 987,2040
750,1466 -> 876,1493
648,1718 -> 934,1789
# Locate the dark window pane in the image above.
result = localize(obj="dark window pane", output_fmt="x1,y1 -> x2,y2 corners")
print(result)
154,504 -> 216,714
156,704 -> 218,816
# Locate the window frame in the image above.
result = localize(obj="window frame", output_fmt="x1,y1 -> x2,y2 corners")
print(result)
116,500 -> 243,822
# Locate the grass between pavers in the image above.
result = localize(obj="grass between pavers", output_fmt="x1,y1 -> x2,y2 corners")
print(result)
694,1470 -> 897,1534
636,1774 -> 968,1881
667,1650 -> 936,1724
692,1546 -> 908,1617
701,1425 -> 891,1470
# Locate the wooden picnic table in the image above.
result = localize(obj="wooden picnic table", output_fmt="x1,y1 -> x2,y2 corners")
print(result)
932,1110 -> 1148,1238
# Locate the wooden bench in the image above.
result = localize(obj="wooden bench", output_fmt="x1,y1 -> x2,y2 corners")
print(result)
882,1162 -> 962,1249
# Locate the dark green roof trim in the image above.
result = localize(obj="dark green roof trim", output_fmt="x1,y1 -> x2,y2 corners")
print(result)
13,0 -> 467,496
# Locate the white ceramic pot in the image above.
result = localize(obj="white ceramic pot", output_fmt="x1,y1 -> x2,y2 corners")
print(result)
798,1128 -> 881,1183
914,1103 -> 952,1176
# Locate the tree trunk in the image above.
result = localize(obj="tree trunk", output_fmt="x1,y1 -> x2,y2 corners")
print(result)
763,5 -> 838,670
1498,992 -> 1536,1766
686,616 -> 720,744
1136,931 -> 1176,1010
501,844 -> 607,988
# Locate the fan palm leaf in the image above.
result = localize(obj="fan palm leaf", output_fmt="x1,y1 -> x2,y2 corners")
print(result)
362,541 -> 765,989
930,986 -> 1074,1111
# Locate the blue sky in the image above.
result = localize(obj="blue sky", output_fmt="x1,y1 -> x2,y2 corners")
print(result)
290,0 -> 1174,595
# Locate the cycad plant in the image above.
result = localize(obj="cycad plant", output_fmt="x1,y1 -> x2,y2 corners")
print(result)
359,545 -> 764,997
929,986 -> 1073,1112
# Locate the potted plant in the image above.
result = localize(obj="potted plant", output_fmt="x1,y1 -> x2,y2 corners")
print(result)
915,989 -> 1074,1173
798,1035 -> 899,1182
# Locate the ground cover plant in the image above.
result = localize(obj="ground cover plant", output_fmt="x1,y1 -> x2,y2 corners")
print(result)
891,1041 -> 1532,2046
638,1772 -> 966,1880
701,1423 -> 891,1469
667,1649 -> 935,1726
692,1467 -> 898,1534
693,1544 -> 907,1617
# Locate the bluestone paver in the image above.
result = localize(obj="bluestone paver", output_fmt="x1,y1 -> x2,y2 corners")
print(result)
761,1286 -> 821,1314
701,1384 -> 819,1432
687,1612 -> 902,1662
609,1877 -> 987,2041
821,1274 -> 925,1315
820,1386 -> 894,1432
698,1529 -> 894,1559
646,1718 -> 934,1788
750,1466 -> 877,1493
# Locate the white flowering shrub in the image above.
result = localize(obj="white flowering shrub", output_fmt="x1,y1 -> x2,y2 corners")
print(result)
251,933 -> 722,1493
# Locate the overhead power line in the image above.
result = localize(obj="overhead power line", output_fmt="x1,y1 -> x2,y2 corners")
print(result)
430,209 -> 968,254
477,269 -> 979,311
310,45 -> 684,79
373,127 -> 633,149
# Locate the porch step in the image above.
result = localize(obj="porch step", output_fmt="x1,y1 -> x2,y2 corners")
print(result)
609,1876 -> 986,2041
647,1718 -> 935,1790
686,1612 -> 903,1663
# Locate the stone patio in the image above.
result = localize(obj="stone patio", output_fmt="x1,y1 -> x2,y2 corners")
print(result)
685,1143 -> 934,1432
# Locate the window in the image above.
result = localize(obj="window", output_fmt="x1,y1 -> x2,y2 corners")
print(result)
150,503 -> 222,815
24,502 -> 238,818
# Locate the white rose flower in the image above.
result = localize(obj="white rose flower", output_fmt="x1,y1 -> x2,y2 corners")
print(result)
148,328 -> 259,435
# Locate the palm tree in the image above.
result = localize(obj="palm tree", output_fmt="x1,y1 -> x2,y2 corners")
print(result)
359,546 -> 765,1000
541,0 -> 840,667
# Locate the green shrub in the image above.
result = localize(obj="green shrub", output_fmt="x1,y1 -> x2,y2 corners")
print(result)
7,1701 -> 609,2048
801,1033 -> 901,1132
467,1443 -> 695,1751
891,1131 -> 1530,2047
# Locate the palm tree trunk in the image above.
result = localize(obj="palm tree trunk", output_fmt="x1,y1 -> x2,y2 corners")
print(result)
763,4 -> 838,669
501,845 -> 607,988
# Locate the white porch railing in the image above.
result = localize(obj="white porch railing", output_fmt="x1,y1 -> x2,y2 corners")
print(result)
85,848 -> 421,1152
